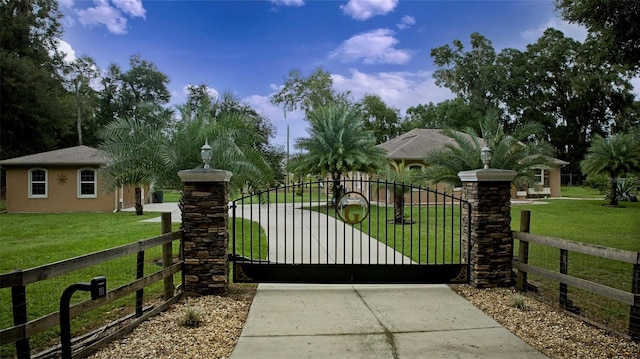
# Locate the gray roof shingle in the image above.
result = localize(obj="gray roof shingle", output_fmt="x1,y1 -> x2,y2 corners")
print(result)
376,128 -> 484,160
0,146 -> 108,166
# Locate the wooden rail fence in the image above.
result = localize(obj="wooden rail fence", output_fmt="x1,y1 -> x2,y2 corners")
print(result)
513,210 -> 640,341
0,213 -> 183,359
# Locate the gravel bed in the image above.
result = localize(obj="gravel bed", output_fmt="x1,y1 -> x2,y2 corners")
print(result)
88,284 -> 255,359
89,284 -> 638,359
451,285 -> 639,359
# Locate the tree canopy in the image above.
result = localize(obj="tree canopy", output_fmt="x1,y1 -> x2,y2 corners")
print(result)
356,94 -> 402,143
96,55 -> 171,128
0,0 -> 75,159
555,0 -> 640,71
271,67 -> 351,115
428,30 -> 636,178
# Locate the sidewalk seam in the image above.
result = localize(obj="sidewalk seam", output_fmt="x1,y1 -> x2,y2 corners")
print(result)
353,285 -> 399,359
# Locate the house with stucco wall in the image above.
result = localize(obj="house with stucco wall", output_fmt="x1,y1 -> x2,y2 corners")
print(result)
0,146 -> 149,213
376,128 -> 568,199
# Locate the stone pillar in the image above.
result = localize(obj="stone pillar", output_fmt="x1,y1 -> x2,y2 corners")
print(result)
178,168 -> 232,296
458,169 -> 517,288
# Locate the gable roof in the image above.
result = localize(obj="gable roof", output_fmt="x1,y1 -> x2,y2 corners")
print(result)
377,128 -> 569,166
377,128 -> 484,161
0,146 -> 108,166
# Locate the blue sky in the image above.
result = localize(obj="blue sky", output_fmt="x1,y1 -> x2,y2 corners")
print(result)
56,0 -> 598,147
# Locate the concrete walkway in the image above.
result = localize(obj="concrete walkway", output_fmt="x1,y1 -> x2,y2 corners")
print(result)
230,284 -> 546,359
136,202 -> 547,358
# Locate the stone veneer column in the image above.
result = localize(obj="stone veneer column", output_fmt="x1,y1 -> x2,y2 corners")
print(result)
178,168 -> 232,296
458,169 -> 517,288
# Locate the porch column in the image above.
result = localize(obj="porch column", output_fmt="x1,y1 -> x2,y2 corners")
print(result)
178,168 -> 232,296
458,169 -> 517,288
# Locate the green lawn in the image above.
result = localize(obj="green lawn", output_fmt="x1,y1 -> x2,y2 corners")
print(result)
560,185 -> 605,199
312,204 -> 465,264
160,189 -> 182,202
0,211 -> 264,357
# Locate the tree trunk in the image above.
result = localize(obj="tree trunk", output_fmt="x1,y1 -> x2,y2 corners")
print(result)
331,173 -> 342,208
76,92 -> 83,145
394,194 -> 405,223
609,177 -> 618,206
135,186 -> 144,215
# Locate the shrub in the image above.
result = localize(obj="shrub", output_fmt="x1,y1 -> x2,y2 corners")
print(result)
610,176 -> 638,202
510,293 -> 528,310
583,173 -> 609,193
181,307 -> 202,328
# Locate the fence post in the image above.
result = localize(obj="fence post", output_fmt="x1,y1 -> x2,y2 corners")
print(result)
161,212 -> 174,300
11,270 -> 30,359
559,249 -> 569,309
516,210 -> 530,291
135,251 -> 144,317
630,261 -> 640,341
458,168 -> 517,288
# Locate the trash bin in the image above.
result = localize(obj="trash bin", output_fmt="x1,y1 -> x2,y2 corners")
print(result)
152,191 -> 164,203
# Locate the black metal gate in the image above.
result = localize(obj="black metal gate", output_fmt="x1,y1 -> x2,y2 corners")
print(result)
231,178 -> 470,284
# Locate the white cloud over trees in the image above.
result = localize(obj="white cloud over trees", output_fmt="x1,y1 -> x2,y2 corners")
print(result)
329,29 -> 411,64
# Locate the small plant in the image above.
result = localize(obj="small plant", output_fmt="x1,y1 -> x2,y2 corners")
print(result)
612,177 -> 638,202
510,293 -> 528,310
181,307 -> 202,328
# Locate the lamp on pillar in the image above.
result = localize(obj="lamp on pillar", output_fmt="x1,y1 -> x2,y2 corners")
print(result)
480,145 -> 492,170
201,139 -> 212,169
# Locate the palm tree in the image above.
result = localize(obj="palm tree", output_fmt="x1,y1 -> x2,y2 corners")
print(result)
377,161 -> 420,224
421,113 -> 555,188
288,104 -> 387,204
580,133 -> 640,206
100,100 -> 274,214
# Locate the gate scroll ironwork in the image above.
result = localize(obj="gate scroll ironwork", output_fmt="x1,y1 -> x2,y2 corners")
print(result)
231,178 -> 470,284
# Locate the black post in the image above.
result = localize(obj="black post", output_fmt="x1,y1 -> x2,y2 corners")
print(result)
11,272 -> 30,359
136,251 -> 144,317
161,213 -> 174,300
516,211 -> 530,291
630,263 -> 640,341
559,249 -> 569,309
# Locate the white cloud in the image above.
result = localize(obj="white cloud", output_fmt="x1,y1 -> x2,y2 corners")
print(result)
77,0 -> 146,35
329,29 -> 411,65
271,0 -> 304,6
58,0 -> 74,9
332,69 -> 454,114
340,0 -> 398,21
521,17 -> 588,43
630,76 -> 640,98
56,39 -> 76,63
397,15 -> 415,30
112,0 -> 145,18
78,0 -> 128,34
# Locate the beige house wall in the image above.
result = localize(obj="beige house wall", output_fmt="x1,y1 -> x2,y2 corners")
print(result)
5,166 -> 115,213
4,166 -> 149,213
549,167 -> 562,197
